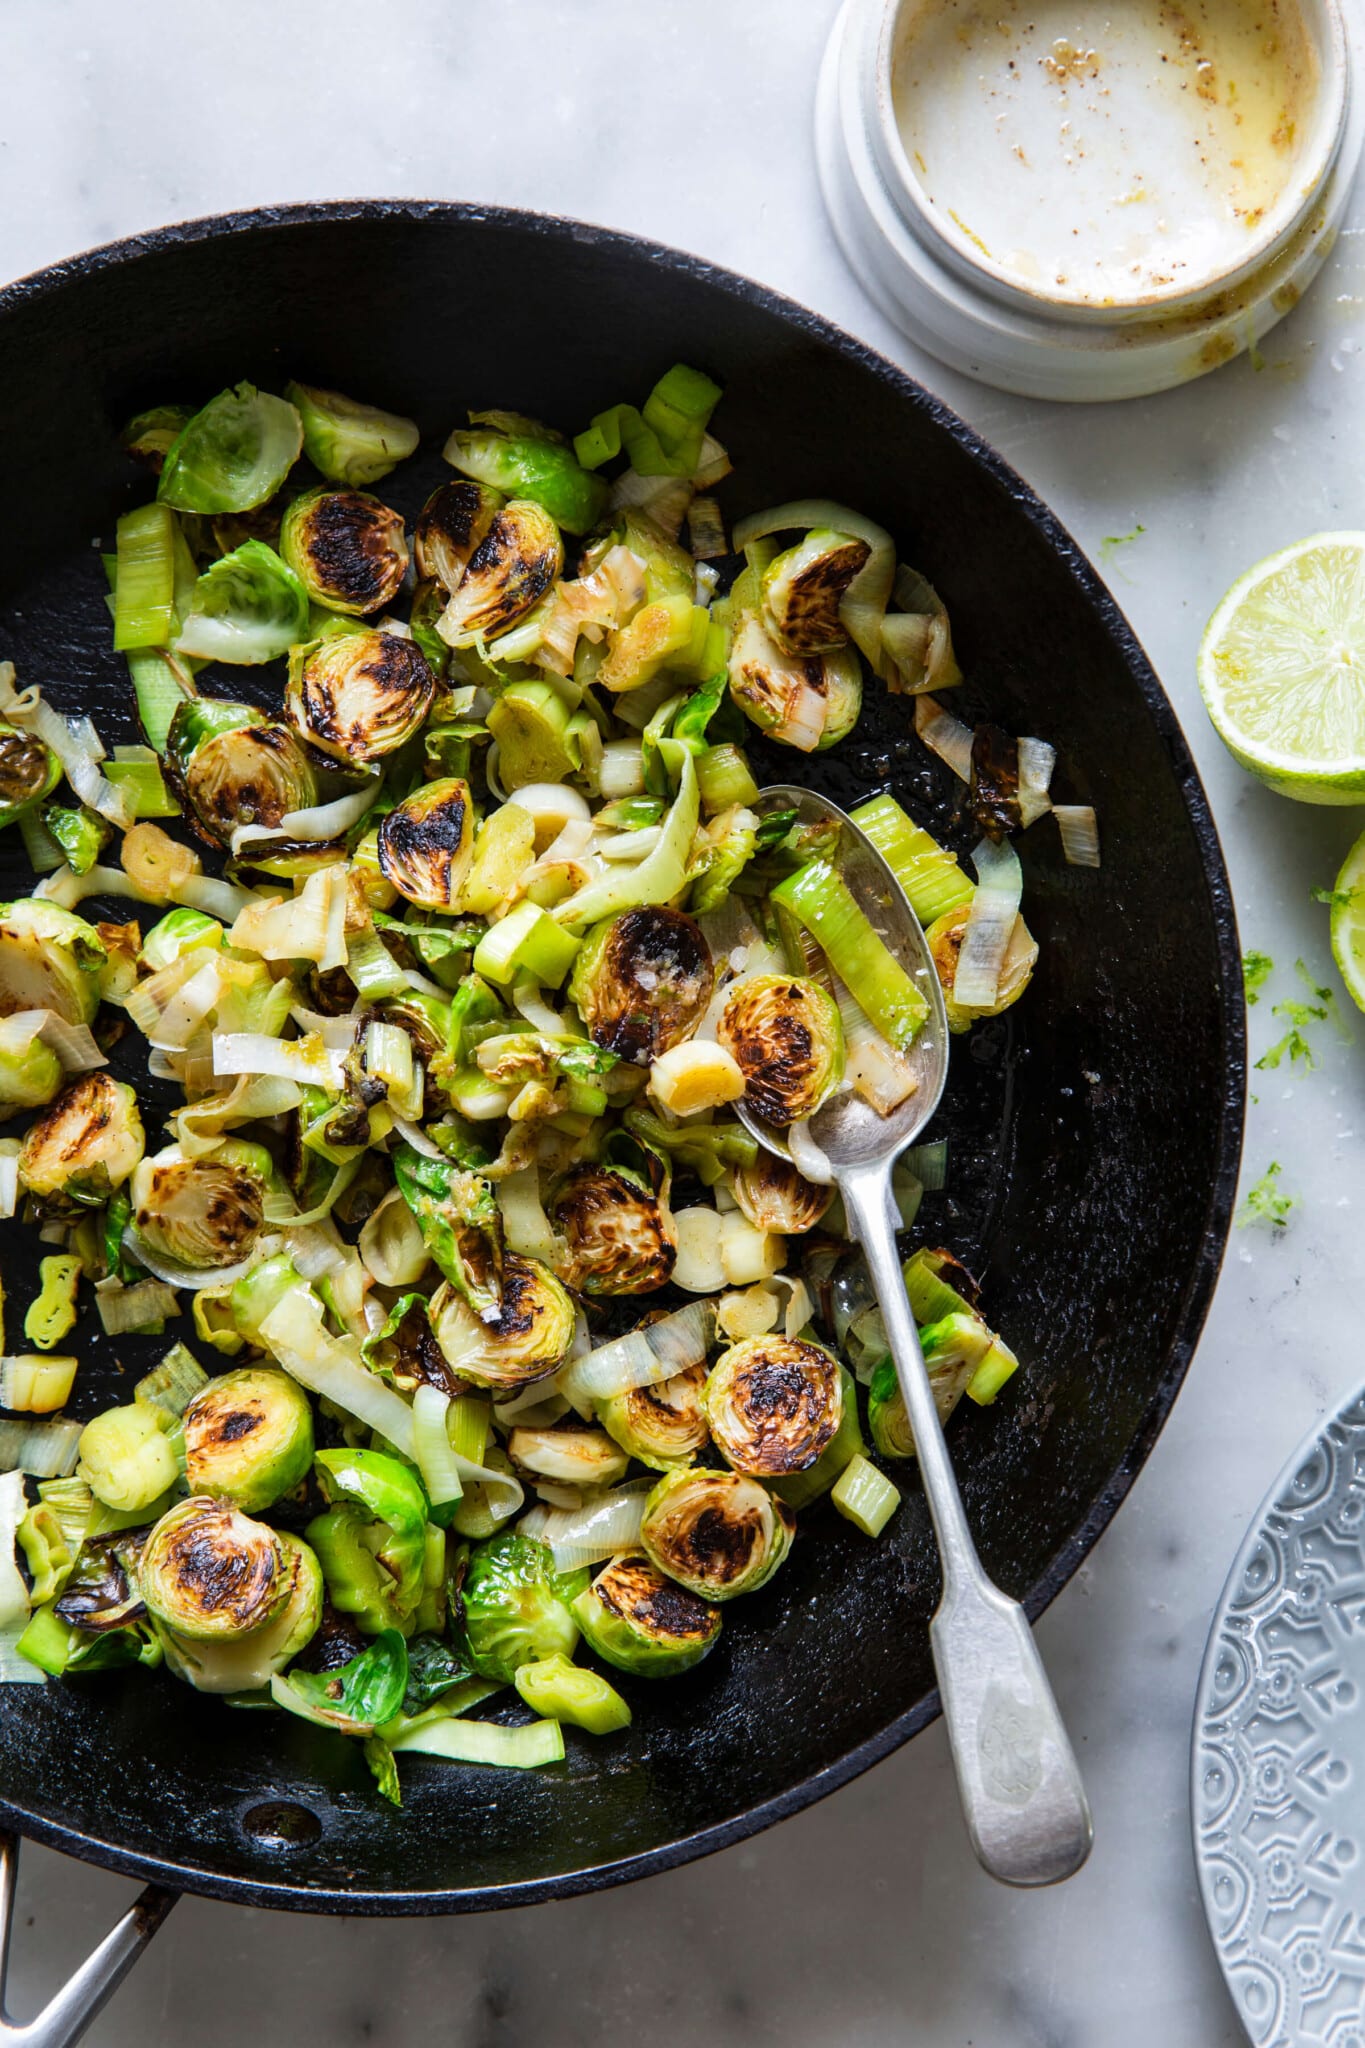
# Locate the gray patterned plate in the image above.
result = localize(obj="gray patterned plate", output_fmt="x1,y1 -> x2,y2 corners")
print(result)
1194,1390 -> 1365,2047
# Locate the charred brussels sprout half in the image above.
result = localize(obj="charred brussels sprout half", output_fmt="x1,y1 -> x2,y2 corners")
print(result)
279,485 -> 409,616
436,500 -> 563,645
550,1164 -> 677,1295
459,1532 -> 582,1683
183,1368 -> 315,1512
19,1073 -> 145,1211
728,613 -> 863,754
377,777 -> 475,911
567,907 -> 714,1066
167,697 -> 318,841
732,1150 -> 834,1235
640,1466 -> 794,1602
762,529 -> 871,655
140,1496 -> 291,1642
572,1552 -> 721,1678
131,1144 -> 267,1272
926,902 -> 1039,1032
717,974 -> 844,1128
598,1362 -> 709,1473
159,1531 -> 322,1694
0,901 -> 106,1025
414,479 -> 503,592
431,1253 -> 576,1392
703,1335 -> 842,1476
286,631 -> 436,765
0,722 -> 59,828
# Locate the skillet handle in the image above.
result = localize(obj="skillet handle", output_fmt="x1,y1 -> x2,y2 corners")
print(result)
0,1834 -> 176,2048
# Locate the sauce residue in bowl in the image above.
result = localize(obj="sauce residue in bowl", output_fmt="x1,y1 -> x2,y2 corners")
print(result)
891,0 -> 1323,307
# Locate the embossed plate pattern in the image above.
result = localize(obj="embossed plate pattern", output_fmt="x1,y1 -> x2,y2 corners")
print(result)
1194,1391 -> 1365,2045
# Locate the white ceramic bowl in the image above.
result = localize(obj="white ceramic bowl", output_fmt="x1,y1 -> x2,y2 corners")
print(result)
816,0 -> 1365,400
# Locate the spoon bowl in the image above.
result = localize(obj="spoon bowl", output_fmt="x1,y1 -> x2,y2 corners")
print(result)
737,785 -> 949,1172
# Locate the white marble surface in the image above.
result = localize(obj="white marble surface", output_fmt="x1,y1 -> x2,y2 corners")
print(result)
1,1 -> 1363,2041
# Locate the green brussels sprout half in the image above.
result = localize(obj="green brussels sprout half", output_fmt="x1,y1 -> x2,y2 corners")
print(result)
166,696 -> 318,841
42,804 -> 112,876
731,1150 -> 834,1235
157,383 -> 303,516
549,1163 -> 678,1295
286,631 -> 436,766
131,1142 -> 269,1273
311,1448 -> 429,1636
443,424 -> 607,537
138,907 -> 223,974
431,1252 -> 577,1392
458,1532 -> 583,1683
703,1335 -> 843,1477
0,1022 -> 63,1112
567,907 -> 715,1066
159,1532 -> 323,1693
391,1142 -> 502,1318
0,900 -> 107,1026
20,1073 -> 145,1211
377,777 -> 476,911
598,1362 -> 710,1473
761,529 -> 871,656
182,1368 -> 315,1512
271,1626 -> 409,1733
279,485 -> 409,617
0,721 -> 60,829
414,479 -> 503,593
174,540 -> 310,666
284,381 -> 420,488
717,973 -> 845,1128
436,500 -> 564,646
640,1467 -> 794,1602
140,1496 -> 292,1641
572,1552 -> 721,1678
728,612 -> 864,753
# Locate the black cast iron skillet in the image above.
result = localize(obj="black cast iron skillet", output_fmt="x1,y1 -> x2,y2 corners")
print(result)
0,202 -> 1243,1921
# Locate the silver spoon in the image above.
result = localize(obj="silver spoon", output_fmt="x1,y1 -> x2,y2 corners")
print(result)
735,785 -> 1092,1888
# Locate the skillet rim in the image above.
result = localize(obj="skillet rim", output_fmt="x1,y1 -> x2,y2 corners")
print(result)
0,198 -> 1246,1914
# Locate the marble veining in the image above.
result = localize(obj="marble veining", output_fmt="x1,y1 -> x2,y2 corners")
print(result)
0,1 -> 1362,2042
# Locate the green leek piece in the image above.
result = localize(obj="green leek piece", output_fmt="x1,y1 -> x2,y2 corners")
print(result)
771,857 -> 929,1051
387,1713 -> 566,1767
124,646 -> 197,752
696,742 -> 760,813
16,1605 -> 75,1677
449,1394 -> 491,1468
23,1256 -> 81,1351
473,901 -> 581,989
831,1454 -> 901,1537
135,1342 -> 211,1422
103,752 -> 178,818
486,681 -> 578,789
575,363 -> 722,477
851,795 -> 975,927
902,1247 -> 973,1327
113,502 -> 177,651
514,1654 -> 631,1734
18,1499 -> 79,1604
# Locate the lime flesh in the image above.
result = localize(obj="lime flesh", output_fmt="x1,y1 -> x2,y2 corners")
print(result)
1331,827 -> 1365,1013
1198,533 -> 1365,804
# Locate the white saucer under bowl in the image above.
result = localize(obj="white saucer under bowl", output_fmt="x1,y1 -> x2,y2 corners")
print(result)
1194,1389 -> 1365,2046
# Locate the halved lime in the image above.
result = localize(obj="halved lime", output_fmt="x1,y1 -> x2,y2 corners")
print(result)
1331,827 -> 1365,1012
1198,533 -> 1365,804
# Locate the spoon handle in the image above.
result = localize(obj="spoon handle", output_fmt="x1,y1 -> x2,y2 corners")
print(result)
840,1168 -> 1093,1887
